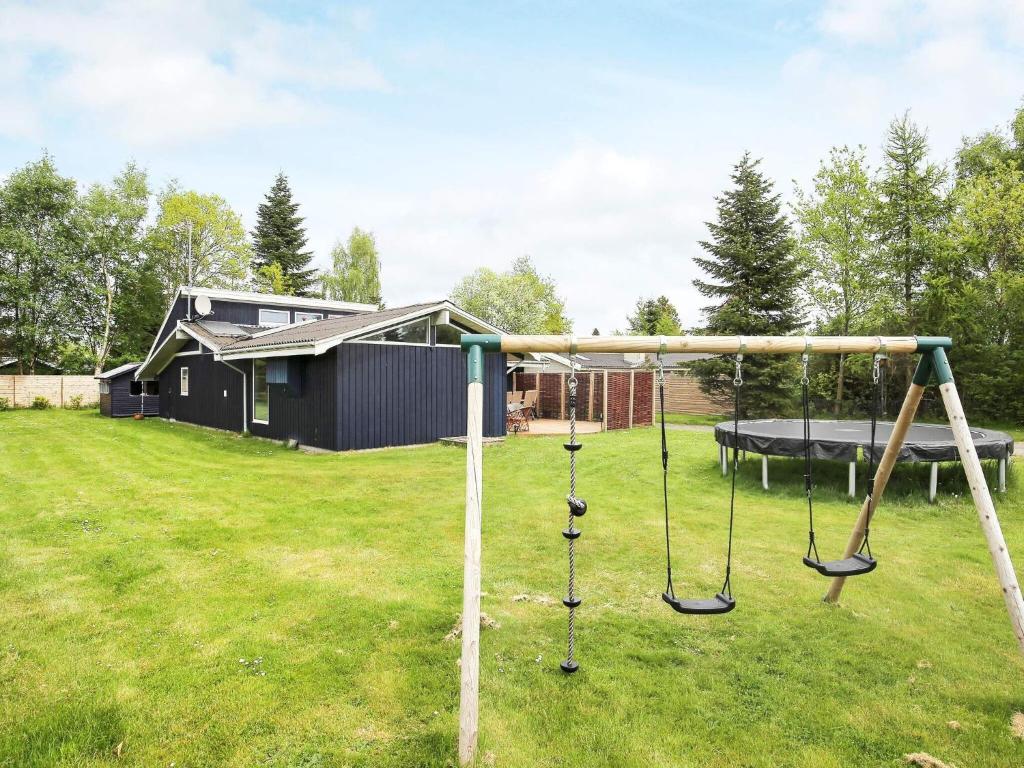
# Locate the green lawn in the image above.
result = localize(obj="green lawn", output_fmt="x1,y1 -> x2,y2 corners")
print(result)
2,410 -> 1023,767
661,412 -> 725,427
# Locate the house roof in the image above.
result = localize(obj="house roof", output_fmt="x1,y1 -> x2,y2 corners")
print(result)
219,302 -> 440,353
95,362 -> 142,380
178,285 -> 378,314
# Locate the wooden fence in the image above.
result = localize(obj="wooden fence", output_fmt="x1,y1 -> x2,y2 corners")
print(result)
0,376 -> 99,408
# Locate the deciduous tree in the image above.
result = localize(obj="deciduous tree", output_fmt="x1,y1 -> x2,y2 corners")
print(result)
793,146 -> 883,413
626,296 -> 683,336
147,185 -> 252,300
451,256 -> 571,334
0,155 -> 79,373
321,227 -> 383,304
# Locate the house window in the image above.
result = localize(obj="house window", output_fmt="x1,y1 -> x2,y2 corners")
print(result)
295,311 -> 322,323
180,367 -> 189,396
259,308 -> 290,327
144,380 -> 159,396
253,359 -> 269,423
130,380 -> 143,396
98,381 -> 110,395
363,317 -> 430,344
435,322 -> 470,346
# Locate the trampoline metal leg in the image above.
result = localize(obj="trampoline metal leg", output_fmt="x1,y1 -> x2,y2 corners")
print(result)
761,455 -> 768,490
848,461 -> 856,498
1000,458 -> 1007,493
929,462 -> 938,504
720,444 -> 727,476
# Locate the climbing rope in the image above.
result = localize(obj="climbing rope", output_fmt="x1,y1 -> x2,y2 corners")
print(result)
561,351 -> 586,674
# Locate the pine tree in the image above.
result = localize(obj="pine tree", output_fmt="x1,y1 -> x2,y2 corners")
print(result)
692,153 -> 805,417
251,173 -> 316,295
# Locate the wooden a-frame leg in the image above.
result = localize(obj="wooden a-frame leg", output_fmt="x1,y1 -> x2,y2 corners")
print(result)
933,350 -> 1024,653
824,358 -> 928,604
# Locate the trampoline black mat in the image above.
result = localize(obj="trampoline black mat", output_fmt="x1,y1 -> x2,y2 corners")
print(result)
713,419 -> 1014,463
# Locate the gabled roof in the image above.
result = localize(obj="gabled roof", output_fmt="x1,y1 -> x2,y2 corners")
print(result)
95,362 -> 142,380
221,303 -> 440,353
178,285 -> 378,314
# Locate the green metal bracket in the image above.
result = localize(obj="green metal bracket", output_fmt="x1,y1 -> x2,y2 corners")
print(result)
467,344 -> 484,384
915,336 -> 953,352
460,334 -> 502,353
911,354 -> 934,387
930,347 -> 954,386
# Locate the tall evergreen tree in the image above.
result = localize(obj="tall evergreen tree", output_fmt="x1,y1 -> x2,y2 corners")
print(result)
251,173 -> 316,295
692,153 -> 804,417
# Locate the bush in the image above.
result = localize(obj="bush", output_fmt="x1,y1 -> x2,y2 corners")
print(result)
0,397 -> 9,411
31,396 -> 51,410
65,394 -> 84,410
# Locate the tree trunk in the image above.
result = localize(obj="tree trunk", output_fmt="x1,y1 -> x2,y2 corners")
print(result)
834,353 -> 845,416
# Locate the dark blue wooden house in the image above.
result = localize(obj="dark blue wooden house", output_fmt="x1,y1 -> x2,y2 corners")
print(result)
97,362 -> 160,418
134,287 -> 516,451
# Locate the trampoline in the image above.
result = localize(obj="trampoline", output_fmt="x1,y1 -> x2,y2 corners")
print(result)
714,419 -> 1014,501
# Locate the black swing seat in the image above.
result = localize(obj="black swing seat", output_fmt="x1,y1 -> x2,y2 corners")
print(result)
662,591 -> 735,615
802,553 -> 876,577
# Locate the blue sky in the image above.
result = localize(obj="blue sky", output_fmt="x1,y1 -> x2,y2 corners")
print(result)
1,1 -> 1022,332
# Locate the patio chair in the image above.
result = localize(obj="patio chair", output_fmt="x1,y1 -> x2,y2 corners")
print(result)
507,403 -> 530,433
522,389 -> 539,419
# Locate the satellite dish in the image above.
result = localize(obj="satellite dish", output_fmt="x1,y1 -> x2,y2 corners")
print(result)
194,294 -> 212,316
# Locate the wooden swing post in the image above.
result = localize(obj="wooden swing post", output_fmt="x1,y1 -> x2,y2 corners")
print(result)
824,355 -> 929,603
458,333 -> 1024,766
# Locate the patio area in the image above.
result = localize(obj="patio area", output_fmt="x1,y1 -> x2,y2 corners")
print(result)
507,418 -> 604,436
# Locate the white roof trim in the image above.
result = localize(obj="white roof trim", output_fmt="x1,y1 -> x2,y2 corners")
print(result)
215,301 -> 508,361
95,362 -> 141,380
179,285 -> 376,314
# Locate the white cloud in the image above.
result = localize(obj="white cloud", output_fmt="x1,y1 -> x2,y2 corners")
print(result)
0,0 -> 388,145
818,0 -> 909,45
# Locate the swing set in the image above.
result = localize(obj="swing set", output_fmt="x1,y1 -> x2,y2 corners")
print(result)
455,333 -> 1024,766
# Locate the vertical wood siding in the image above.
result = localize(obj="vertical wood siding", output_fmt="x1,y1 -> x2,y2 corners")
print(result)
247,351 -> 338,451
159,353 -> 245,433
154,297 -> 362,349
106,371 -> 160,417
336,344 -> 506,451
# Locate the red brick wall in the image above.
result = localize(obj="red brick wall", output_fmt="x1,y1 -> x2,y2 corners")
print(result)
592,371 -> 604,422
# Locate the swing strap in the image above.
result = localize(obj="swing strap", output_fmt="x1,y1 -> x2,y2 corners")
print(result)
802,349 -> 821,562
721,349 -> 743,598
859,352 -> 884,558
658,349 -> 675,598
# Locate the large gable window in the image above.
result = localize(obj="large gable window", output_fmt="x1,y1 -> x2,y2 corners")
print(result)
259,308 -> 290,327
434,321 -> 472,346
253,359 -> 269,424
363,317 -> 429,344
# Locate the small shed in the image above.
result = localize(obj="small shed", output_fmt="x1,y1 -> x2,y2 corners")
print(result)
96,363 -> 160,418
